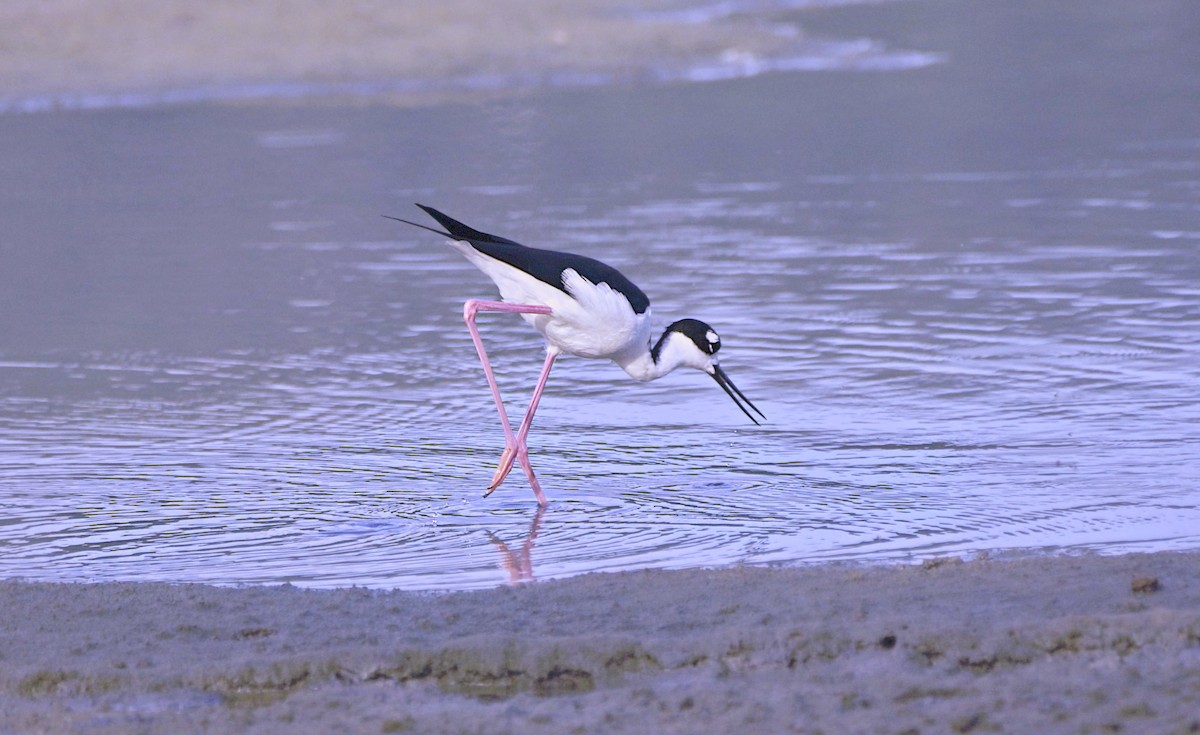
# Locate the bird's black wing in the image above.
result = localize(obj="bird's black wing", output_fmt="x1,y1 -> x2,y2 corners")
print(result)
410,204 -> 651,315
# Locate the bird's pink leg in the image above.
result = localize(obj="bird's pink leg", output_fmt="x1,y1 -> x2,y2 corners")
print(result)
489,347 -> 558,497
462,299 -> 553,506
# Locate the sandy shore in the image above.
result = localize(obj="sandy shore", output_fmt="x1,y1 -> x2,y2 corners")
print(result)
3,551 -> 1199,734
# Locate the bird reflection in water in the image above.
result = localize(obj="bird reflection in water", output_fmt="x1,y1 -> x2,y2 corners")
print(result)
486,505 -> 545,585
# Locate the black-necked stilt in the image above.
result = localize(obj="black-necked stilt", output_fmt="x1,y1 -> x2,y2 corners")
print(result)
387,204 -> 764,506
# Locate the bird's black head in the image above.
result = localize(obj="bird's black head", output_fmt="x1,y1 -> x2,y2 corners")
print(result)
666,318 -> 722,356
652,318 -> 764,425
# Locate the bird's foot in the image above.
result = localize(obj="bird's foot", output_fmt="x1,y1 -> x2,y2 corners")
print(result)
485,444 -> 547,506
486,445 -> 519,494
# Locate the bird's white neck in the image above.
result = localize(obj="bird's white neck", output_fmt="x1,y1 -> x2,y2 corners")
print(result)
614,327 -> 711,382
614,349 -> 663,382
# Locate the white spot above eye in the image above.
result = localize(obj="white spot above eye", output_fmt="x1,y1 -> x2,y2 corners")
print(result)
706,330 -> 719,344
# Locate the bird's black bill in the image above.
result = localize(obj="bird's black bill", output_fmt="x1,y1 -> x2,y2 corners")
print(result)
711,365 -> 766,425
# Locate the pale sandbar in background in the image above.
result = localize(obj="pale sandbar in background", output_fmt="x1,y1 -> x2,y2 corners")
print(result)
0,0 -> 836,107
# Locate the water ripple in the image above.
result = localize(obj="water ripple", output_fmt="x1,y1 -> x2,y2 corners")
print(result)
4,157 -> 1200,589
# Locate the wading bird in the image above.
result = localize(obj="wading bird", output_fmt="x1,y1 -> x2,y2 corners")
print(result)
387,205 -> 763,506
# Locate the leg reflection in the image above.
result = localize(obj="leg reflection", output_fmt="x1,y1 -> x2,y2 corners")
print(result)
486,504 -> 546,585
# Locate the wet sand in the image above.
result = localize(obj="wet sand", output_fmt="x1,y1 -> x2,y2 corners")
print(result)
4,551 -> 1199,734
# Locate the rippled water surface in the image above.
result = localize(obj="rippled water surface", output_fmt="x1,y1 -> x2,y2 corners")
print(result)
2,0 -> 1198,589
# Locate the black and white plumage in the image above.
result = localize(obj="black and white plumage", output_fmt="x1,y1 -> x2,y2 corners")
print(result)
387,204 -> 763,505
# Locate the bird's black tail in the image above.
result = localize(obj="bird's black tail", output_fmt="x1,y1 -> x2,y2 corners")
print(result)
415,205 -> 523,246
415,205 -> 490,241
381,213 -> 450,238
383,204 -> 526,247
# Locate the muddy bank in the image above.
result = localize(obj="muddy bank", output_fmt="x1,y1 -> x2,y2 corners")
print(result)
3,551 -> 1199,733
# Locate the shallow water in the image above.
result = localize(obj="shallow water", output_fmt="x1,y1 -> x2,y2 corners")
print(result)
2,0 -> 1198,589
